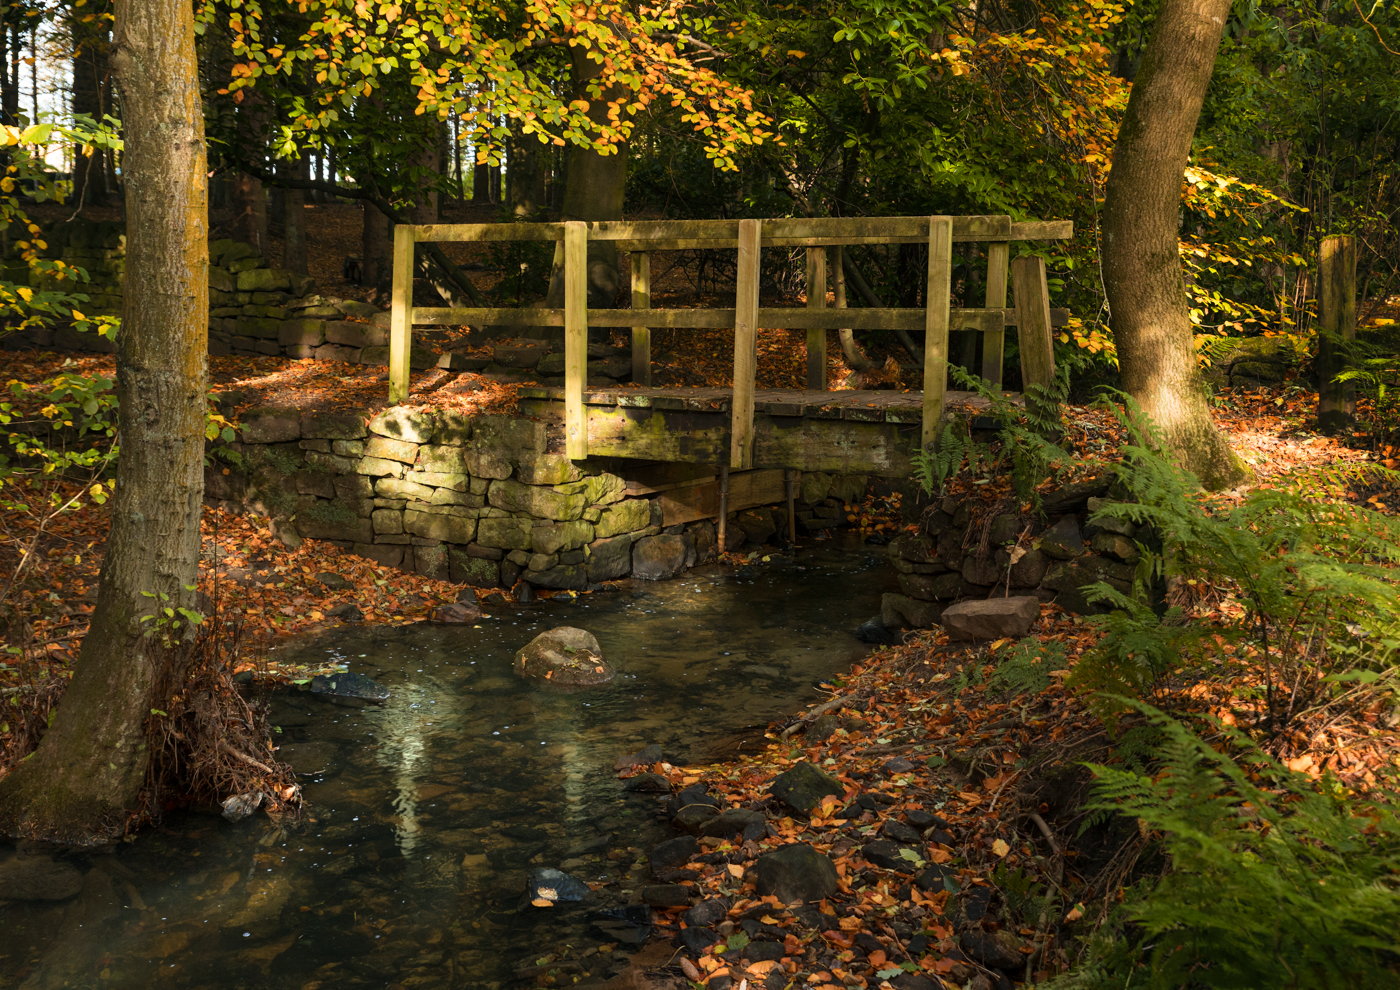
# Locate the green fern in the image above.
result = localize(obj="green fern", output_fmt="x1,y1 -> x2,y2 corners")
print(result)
987,636 -> 1062,697
1070,395 -> 1400,733
910,418 -> 980,498
1050,704 -> 1400,990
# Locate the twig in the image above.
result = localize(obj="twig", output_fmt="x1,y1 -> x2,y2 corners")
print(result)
779,692 -> 856,739
218,738 -> 276,776
1027,811 -> 1062,855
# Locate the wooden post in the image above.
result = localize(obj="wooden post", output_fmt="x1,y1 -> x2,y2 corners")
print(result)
631,251 -> 652,386
982,240 -> 1010,387
785,469 -> 797,543
564,221 -> 589,459
730,219 -> 761,469
805,247 -> 827,390
1317,234 -> 1358,432
922,216 -> 954,447
1011,255 -> 1058,424
717,465 -> 729,554
387,224 -> 416,404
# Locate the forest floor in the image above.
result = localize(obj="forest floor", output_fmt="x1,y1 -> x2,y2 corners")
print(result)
4,203 -> 1400,988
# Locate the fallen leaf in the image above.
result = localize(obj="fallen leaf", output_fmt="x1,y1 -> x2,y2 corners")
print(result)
992,838 -> 1010,858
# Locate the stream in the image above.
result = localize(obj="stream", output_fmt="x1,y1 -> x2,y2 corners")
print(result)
0,536 -> 896,990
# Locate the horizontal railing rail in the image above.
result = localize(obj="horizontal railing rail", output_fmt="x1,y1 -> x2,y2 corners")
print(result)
388,215 -> 1073,465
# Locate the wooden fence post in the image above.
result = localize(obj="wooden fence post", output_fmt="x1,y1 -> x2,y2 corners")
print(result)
982,240 -> 1010,387
387,224 -> 415,405
564,221 -> 589,459
1010,255 -> 1058,424
805,247 -> 827,390
922,216 -> 954,448
631,252 -> 651,387
1317,234 -> 1358,432
730,219 -> 761,469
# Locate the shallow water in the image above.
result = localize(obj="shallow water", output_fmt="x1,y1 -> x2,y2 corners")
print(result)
1,537 -> 895,990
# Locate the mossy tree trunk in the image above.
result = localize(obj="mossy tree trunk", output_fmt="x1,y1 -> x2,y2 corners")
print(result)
1101,0 -> 1249,490
0,0 -> 208,844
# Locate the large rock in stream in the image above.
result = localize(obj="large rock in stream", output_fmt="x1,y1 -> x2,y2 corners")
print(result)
514,627 -> 615,687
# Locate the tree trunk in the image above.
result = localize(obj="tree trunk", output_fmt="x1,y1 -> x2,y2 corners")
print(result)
1101,0 -> 1248,490
70,6 -> 111,206
232,172 -> 266,252
361,198 -> 391,293
282,156 -> 308,275
534,46 -> 629,342
0,0 -> 207,845
507,120 -> 547,218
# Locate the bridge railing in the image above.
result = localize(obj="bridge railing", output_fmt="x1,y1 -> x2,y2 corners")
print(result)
388,215 -> 1073,465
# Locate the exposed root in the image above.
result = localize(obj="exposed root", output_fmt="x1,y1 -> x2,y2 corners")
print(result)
138,622 -> 300,827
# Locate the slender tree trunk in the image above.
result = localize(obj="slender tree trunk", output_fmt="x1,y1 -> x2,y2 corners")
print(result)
70,5 -> 111,205
361,198 -> 391,292
507,120 -> 547,218
0,0 -> 207,845
283,156 -> 308,275
1101,0 -> 1248,490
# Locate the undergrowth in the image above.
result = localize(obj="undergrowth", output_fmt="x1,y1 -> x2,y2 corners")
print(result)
1049,705 -> 1400,990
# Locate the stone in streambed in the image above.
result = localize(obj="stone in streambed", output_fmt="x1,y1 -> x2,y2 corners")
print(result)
753,843 -> 840,904
640,884 -> 694,908
679,926 -> 724,954
768,760 -> 844,813
649,835 -> 699,873
527,867 -> 591,906
855,614 -> 900,644
514,626 -> 615,687
862,839 -> 917,871
882,819 -> 923,844
623,773 -> 671,793
432,602 -> 482,624
697,807 -> 766,839
939,596 -> 1040,641
615,743 -> 663,769
0,855 -> 82,901
310,671 -> 389,701
683,897 -> 730,928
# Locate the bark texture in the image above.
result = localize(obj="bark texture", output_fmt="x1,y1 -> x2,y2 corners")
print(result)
1101,0 -> 1248,489
0,0 -> 207,844
535,46 -> 629,342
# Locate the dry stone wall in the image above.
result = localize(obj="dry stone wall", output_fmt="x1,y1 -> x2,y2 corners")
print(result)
877,477 -> 1154,634
209,406 -> 869,588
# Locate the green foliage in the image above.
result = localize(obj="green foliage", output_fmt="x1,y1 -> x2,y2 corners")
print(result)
1068,398 -> 1400,734
910,418 -> 982,499
987,637 -> 1062,698
138,588 -> 205,647
951,365 -> 1073,509
990,861 -> 1044,925
251,443 -> 303,478
1050,705 -> 1400,990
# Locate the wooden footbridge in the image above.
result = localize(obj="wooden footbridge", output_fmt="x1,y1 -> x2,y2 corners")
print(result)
387,215 -> 1071,481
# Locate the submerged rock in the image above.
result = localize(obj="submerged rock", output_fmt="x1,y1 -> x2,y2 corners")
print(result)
310,671 -> 389,702
0,855 -> 83,901
432,602 -> 482,624
527,867 -> 591,906
514,627 -> 615,687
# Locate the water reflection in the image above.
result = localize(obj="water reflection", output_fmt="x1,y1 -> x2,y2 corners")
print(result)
1,538 -> 895,989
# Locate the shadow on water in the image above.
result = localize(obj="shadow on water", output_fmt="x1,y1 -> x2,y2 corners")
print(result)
0,536 -> 896,989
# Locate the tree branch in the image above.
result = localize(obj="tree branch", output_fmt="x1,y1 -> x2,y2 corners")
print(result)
840,250 -> 922,362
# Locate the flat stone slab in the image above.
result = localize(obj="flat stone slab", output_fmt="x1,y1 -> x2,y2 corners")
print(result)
939,596 -> 1040,641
